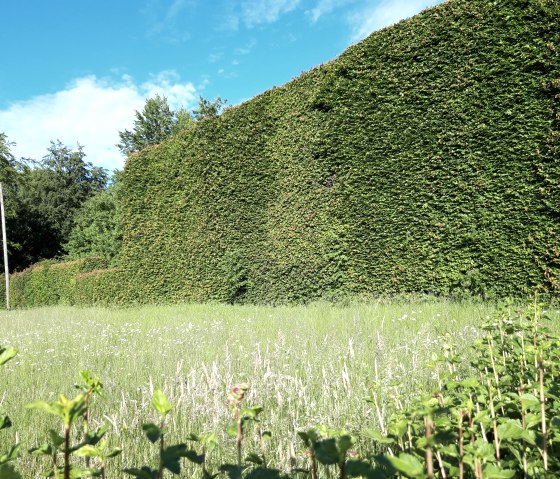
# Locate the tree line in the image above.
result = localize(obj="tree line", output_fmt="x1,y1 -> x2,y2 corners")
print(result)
0,95 -> 226,272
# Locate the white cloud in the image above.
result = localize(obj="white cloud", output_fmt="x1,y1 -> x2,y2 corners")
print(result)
240,0 -> 301,27
349,0 -> 443,41
307,0 -> 355,23
234,39 -> 257,56
0,72 -> 198,172
143,0 -> 196,43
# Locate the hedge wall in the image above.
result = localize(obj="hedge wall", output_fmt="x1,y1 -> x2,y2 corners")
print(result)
74,268 -> 128,306
0,258 -> 112,308
119,0 -> 559,303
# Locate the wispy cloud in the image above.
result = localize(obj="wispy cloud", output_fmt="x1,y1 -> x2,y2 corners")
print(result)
143,0 -> 197,43
234,39 -> 257,56
208,52 -> 224,63
348,0 -> 443,41
0,72 -> 198,172
307,0 -> 355,23
240,0 -> 301,27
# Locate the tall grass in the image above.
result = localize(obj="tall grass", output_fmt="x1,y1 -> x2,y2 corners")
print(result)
1,299 -> 554,476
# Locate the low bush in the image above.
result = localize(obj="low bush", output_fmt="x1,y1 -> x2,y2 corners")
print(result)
0,257 -> 109,308
74,268 -> 128,306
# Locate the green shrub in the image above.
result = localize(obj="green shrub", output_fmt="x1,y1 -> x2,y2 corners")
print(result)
8,257 -> 108,308
74,268 -> 128,306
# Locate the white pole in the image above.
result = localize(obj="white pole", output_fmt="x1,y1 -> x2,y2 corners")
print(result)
0,183 -> 9,310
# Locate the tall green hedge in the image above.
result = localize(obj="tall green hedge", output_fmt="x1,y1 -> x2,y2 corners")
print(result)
118,0 -> 559,303
74,268 -> 128,306
3,258 -> 109,308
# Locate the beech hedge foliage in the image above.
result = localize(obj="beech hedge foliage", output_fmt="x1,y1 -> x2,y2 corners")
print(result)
3,0 -> 558,308
115,0 -> 560,304
0,258 -> 113,308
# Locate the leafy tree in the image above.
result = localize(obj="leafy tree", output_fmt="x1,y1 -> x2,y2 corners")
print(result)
9,141 -> 108,269
117,94 -> 178,155
0,134 -> 35,270
172,107 -> 195,135
117,95 -> 227,155
192,96 -> 227,120
0,133 -> 14,169
64,172 -> 122,265
0,133 -> 21,207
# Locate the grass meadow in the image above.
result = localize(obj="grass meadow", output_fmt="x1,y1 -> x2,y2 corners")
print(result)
1,299 -> 557,477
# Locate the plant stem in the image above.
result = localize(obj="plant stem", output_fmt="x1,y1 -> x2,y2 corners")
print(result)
458,411 -> 464,479
436,451 -> 446,479
485,373 -> 500,463
236,405 -> 242,466
158,419 -> 165,479
338,460 -> 346,479
64,424 -> 70,479
424,416 -> 434,479
519,383 -> 528,478
308,448 -> 318,479
539,350 -> 548,476
257,424 -> 266,465
84,394 -> 91,469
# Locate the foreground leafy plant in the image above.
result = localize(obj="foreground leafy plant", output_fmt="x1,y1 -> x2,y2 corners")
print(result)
0,345 -> 19,479
28,371 -> 119,479
361,299 -> 560,478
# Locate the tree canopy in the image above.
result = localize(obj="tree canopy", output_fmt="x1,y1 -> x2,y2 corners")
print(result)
64,171 -> 122,265
0,135 -> 109,271
117,95 -> 227,155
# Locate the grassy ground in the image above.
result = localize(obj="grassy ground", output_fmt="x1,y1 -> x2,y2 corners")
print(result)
0,299 -> 554,477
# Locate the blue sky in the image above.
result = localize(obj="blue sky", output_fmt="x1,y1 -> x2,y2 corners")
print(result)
0,0 -> 443,171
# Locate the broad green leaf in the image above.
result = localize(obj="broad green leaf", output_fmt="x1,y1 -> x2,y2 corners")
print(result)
346,459 -> 373,477
244,467 -> 285,479
314,438 -> 339,465
245,452 -> 264,465
162,456 -> 181,475
49,429 -> 65,448
85,425 -> 108,446
69,466 -> 101,478
184,449 -> 205,464
29,444 -> 53,456
336,435 -> 355,456
384,453 -> 424,478
106,448 -> 122,458
0,414 -> 12,431
521,393 -> 540,411
241,406 -> 263,420
460,377 -> 479,389
496,420 -> 524,441
219,464 -> 244,479
0,445 -> 19,465
186,433 -> 200,442
0,464 -> 21,479
0,347 -> 16,366
27,394 -> 86,427
124,467 -> 156,479
226,422 -> 238,437
152,389 -> 172,417
201,432 -> 219,452
26,400 -> 65,419
482,464 -> 516,478
142,423 -> 162,443
297,429 -> 319,447
361,428 -> 395,444
74,445 -> 101,458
